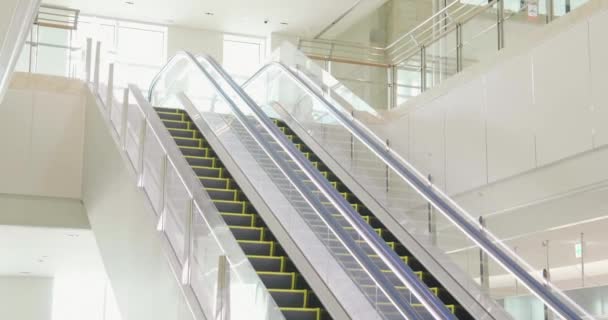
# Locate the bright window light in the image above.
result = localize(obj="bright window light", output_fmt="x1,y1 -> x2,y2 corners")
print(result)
222,34 -> 265,83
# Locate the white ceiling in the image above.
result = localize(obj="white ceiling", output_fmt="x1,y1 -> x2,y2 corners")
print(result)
0,225 -> 105,277
43,0 -> 366,37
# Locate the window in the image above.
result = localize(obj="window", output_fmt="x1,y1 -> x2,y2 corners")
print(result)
17,16 -> 167,91
222,34 -> 265,83
76,17 -> 167,90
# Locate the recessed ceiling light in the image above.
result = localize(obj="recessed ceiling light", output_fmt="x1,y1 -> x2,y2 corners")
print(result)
205,12 -> 214,16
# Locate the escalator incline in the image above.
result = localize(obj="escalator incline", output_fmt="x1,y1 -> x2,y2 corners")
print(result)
271,119 -> 474,320
155,107 -> 331,320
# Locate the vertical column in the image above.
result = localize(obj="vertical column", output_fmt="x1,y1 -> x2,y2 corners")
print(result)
215,255 -> 231,320
546,0 -> 555,23
93,41 -> 101,91
387,65 -> 397,110
479,216 -> 490,292
106,63 -> 114,114
456,24 -> 463,73
497,0 -> 505,50
120,88 -> 129,149
420,46 -> 427,93
580,232 -> 585,287
427,174 -> 437,245
85,38 -> 92,82
182,198 -> 194,285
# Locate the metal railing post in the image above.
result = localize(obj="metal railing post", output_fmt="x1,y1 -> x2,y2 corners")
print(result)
543,268 -> 553,320
182,198 -> 194,285
427,174 -> 437,245
420,46 -> 427,92
580,232 -> 585,287
215,255 -> 231,320
479,216 -> 490,292
106,63 -> 114,115
93,41 -> 101,91
497,0 -> 505,50
121,88 -> 129,150
546,0 -> 554,23
456,24 -> 463,73
137,114 -> 147,186
385,139 -> 390,193
85,38 -> 92,82
157,153 -> 169,231
387,65 -> 396,110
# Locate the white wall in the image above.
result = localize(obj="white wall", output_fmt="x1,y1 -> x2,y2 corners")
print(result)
0,276 -> 53,320
0,73 -> 86,199
381,0 -> 608,195
357,0 -> 608,293
167,26 -> 223,62
81,90 -> 195,320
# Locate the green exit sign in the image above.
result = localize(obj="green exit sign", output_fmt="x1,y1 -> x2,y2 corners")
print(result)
575,243 -> 583,258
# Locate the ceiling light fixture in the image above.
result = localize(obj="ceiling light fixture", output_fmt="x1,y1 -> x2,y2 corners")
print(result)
205,12 -> 214,16
125,1 -> 135,5
280,22 -> 288,25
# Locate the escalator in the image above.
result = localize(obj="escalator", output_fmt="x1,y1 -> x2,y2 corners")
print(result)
154,106 -> 331,320
268,119 -> 472,320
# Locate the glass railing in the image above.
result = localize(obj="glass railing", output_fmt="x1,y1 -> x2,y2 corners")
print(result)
242,41 -> 597,320
297,0 -> 592,109
85,43 -> 286,320
150,51 -> 460,320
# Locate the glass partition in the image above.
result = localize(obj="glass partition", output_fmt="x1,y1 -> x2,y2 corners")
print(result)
88,45 -> 287,320
242,41 -> 596,320
150,52 -> 457,320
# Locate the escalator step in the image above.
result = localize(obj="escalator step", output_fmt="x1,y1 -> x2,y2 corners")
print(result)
269,289 -> 307,308
155,107 -> 182,114
173,137 -> 202,147
213,200 -> 245,214
180,146 -> 209,157
186,156 -> 215,167
221,213 -> 255,227
194,166 -> 222,178
162,119 -> 189,129
199,177 -> 229,189
281,308 -> 321,320
239,240 -> 274,256
249,255 -> 284,272
229,226 -> 264,241
206,188 -> 237,201
157,111 -> 185,121
258,272 -> 295,289
168,128 -> 196,138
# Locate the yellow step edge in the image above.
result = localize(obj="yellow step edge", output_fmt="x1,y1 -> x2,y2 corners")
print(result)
221,212 -> 255,227
247,255 -> 285,272
238,240 -> 275,255
206,187 -> 237,199
229,226 -> 265,241
256,271 -> 297,289
268,289 -> 309,308
184,155 -> 216,166
212,199 -> 247,213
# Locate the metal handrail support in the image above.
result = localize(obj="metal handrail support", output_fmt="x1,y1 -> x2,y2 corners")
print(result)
243,61 -> 592,320
166,52 -> 448,319
199,54 -> 456,320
